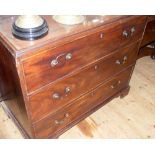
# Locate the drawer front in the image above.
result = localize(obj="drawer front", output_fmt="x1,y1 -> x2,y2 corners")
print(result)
33,67 -> 133,138
23,23 -> 121,93
120,16 -> 146,47
29,42 -> 139,122
22,16 -> 146,93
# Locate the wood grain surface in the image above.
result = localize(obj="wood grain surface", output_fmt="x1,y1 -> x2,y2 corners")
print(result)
0,56 -> 155,139
29,42 -> 139,122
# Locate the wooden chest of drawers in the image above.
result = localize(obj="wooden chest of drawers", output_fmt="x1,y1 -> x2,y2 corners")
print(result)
0,15 -> 147,138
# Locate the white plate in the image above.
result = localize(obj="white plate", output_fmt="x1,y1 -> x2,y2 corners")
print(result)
53,15 -> 85,25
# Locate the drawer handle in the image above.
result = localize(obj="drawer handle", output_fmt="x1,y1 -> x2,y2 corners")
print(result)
123,27 -> 136,38
94,65 -> 98,70
53,87 -> 71,100
55,113 -> 69,125
111,80 -> 121,89
65,53 -> 72,60
123,30 -> 129,38
115,56 -> 127,65
51,53 -> 72,67
52,93 -> 61,99
130,27 -> 136,36
100,33 -> 104,39
64,87 -> 71,93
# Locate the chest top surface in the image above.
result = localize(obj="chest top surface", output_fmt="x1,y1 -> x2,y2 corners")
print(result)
0,15 -> 128,57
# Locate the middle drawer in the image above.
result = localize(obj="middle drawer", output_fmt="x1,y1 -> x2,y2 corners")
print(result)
29,42 -> 139,122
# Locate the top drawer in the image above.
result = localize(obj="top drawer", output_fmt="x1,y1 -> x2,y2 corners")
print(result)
119,16 -> 146,46
22,16 -> 146,93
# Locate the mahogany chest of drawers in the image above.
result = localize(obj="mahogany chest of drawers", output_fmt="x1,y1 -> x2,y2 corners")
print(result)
0,16 -> 147,138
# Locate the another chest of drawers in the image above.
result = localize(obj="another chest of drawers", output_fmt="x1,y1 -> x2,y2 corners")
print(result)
0,15 -> 147,138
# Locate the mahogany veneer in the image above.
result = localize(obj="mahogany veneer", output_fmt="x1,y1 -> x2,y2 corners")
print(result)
138,16 -> 155,59
29,42 -> 139,122
33,67 -> 133,138
0,15 -> 148,138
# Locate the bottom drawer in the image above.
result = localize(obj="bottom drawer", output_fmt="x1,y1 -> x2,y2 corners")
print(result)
33,66 -> 133,138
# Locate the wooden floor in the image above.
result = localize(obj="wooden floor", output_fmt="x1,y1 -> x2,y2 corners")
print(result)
0,56 -> 155,139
